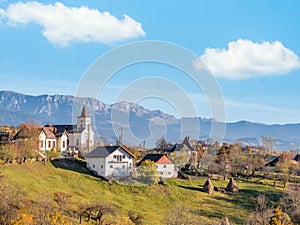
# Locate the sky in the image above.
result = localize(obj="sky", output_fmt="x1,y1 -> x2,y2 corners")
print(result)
1,0 -> 300,124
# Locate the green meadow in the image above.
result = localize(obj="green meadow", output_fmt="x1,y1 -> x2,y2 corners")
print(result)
3,160 -> 283,224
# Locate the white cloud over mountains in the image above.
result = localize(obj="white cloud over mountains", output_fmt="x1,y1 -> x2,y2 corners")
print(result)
194,39 -> 300,79
0,1 -> 145,46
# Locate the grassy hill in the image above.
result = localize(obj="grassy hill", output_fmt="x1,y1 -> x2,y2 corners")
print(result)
3,159 -> 283,224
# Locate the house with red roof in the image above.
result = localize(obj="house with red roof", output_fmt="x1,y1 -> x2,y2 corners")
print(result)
39,126 -> 68,152
137,153 -> 177,178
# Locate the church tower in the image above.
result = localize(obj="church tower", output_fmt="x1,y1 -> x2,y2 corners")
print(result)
77,105 -> 91,131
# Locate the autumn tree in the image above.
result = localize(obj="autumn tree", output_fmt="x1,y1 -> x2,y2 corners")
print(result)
79,203 -> 116,224
228,144 -> 244,176
246,195 -> 273,225
268,206 -> 292,225
138,160 -> 158,184
169,149 -> 189,170
281,185 -> 300,224
0,178 -> 25,224
155,136 -> 172,151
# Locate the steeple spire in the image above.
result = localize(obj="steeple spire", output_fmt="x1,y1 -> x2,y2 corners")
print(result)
81,105 -> 88,117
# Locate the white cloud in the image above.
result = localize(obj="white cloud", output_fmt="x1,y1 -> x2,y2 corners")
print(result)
1,1 -> 145,46
0,8 -> 4,22
194,39 -> 300,79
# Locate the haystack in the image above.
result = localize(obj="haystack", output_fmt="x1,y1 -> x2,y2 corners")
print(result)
203,178 -> 214,193
225,178 -> 239,193
219,217 -> 231,225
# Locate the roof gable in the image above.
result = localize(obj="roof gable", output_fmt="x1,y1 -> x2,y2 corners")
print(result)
85,146 -> 135,159
136,154 -> 174,166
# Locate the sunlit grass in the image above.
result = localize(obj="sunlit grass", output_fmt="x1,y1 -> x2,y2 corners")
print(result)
3,161 -> 284,224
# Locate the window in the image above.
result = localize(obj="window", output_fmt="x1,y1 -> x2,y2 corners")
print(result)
76,139 -> 79,146
92,164 -> 95,168
113,155 -> 116,158
48,141 -> 51,148
62,141 -> 65,148
122,155 -> 125,159
100,165 -> 103,168
53,141 -> 56,147
116,155 -> 122,162
168,172 -> 171,174
163,165 -> 167,168
159,171 -> 163,175
109,165 -> 113,168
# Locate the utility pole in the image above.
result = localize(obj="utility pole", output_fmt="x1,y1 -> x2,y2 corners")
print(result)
117,127 -> 125,145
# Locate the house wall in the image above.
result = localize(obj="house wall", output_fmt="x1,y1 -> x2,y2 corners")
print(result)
86,158 -> 106,176
105,148 -> 133,178
86,148 -> 133,179
68,133 -> 80,148
57,133 -> 68,152
156,163 -> 177,178
39,132 -> 56,151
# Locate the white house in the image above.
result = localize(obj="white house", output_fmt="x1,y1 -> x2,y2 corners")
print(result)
39,126 -> 68,152
137,154 -> 177,178
85,146 -> 135,179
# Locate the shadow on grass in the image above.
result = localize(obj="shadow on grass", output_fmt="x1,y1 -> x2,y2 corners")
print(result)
50,158 -> 107,181
178,185 -> 202,192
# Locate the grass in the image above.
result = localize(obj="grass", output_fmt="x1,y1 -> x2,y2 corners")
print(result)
3,160 -> 284,224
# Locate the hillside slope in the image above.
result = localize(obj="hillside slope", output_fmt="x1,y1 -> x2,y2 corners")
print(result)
3,160 -> 283,224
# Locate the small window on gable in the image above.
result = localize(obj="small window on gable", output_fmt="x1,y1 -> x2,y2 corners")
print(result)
163,165 -> 167,168
122,155 -> 125,159
110,165 -> 113,168
92,164 -> 95,168
113,155 -> 116,158
100,165 -> 103,169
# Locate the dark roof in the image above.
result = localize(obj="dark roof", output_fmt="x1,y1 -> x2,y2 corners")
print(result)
265,156 -> 279,167
294,154 -> 300,162
169,136 -> 195,153
85,146 -> 135,159
181,136 -> 194,151
136,154 -> 165,166
52,125 -> 77,133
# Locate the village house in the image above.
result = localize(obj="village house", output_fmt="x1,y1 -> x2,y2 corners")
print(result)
137,153 -> 177,179
85,145 -> 135,179
39,126 -> 68,152
169,136 -> 197,164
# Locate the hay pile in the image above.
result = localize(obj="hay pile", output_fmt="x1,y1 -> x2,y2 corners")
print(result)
225,178 -> 239,193
219,217 -> 231,225
203,178 -> 214,194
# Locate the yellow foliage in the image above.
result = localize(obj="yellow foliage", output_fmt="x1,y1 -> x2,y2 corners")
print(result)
13,213 -> 34,225
48,211 -> 73,225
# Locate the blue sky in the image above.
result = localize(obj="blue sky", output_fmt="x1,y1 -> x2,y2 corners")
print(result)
1,0 -> 300,124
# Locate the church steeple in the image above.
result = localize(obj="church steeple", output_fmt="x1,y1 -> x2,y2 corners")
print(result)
81,105 -> 88,117
77,105 -> 91,131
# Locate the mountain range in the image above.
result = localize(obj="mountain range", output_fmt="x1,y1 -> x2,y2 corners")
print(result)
1,90 -> 300,150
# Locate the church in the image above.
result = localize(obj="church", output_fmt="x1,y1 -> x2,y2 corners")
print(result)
39,106 -> 95,154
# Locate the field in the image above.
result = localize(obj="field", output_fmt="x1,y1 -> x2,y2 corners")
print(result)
3,159 -> 284,224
